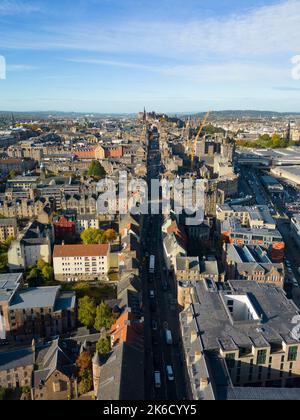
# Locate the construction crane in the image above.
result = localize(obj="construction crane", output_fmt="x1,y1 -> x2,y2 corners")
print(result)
191,111 -> 210,170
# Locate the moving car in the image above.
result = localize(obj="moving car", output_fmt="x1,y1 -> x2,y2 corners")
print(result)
154,371 -> 161,388
166,365 -> 174,382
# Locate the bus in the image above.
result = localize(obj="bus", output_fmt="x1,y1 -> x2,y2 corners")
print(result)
149,255 -> 155,274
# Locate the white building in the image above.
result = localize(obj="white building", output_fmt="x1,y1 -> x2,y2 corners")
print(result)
53,243 -> 110,282
76,215 -> 100,235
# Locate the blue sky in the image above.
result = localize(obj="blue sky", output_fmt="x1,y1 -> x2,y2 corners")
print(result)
0,0 -> 299,113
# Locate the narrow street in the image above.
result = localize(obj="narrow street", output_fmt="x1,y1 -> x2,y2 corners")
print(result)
142,131 -> 187,401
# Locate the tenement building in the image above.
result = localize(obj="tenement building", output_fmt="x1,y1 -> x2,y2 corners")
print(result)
180,280 -> 300,399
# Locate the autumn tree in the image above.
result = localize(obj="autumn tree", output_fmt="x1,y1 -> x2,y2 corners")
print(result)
76,352 -> 93,395
104,229 -> 117,243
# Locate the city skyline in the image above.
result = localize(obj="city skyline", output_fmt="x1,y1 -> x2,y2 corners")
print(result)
0,0 -> 300,112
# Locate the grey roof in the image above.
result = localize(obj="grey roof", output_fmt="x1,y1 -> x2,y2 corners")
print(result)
236,262 -> 283,276
54,292 -> 76,312
117,273 -> 142,296
200,260 -> 219,276
9,286 -> 61,310
0,273 -> 22,303
33,338 -> 77,387
97,342 -> 144,401
224,387 -> 300,400
188,280 -> 300,352
176,256 -> 200,271
0,347 -> 34,370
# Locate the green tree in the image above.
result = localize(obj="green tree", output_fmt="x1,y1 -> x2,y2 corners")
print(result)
88,161 -> 106,180
37,258 -> 46,271
42,265 -> 54,284
8,170 -> 18,179
0,387 -> 6,400
78,296 -> 97,329
80,228 -> 105,245
96,337 -> 111,357
26,267 -> 40,286
94,302 -> 114,332
78,371 -> 93,395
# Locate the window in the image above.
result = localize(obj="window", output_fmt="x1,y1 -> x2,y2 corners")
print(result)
225,353 -> 236,369
288,346 -> 298,362
257,350 -> 267,365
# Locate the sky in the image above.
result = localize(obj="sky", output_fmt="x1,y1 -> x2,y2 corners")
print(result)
0,0 -> 300,113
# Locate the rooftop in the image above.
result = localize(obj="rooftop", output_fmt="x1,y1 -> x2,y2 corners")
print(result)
53,243 -> 110,258
0,273 -> 22,303
8,286 -> 75,312
189,280 -> 300,352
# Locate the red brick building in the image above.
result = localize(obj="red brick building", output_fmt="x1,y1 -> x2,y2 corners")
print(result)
53,216 -> 76,243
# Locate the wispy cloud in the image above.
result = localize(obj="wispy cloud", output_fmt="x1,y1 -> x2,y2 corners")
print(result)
0,0 -> 40,15
273,86 -> 300,91
67,58 -> 156,71
0,0 -> 299,58
67,57 -> 289,85
7,64 -> 37,71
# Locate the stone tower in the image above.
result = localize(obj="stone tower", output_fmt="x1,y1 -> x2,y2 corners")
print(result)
92,352 -> 101,399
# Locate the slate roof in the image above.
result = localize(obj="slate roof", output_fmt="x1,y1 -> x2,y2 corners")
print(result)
97,342 -> 144,401
0,347 -> 34,370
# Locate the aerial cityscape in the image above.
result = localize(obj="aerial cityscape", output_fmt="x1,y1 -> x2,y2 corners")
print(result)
0,0 -> 300,407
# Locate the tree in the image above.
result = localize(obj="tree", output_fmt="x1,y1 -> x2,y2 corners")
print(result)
0,387 -> 6,400
94,302 -> 114,332
76,352 -> 93,395
26,267 -> 40,285
78,296 -> 97,328
8,170 -> 18,179
96,337 -> 111,357
104,229 -> 117,243
76,351 -> 92,376
78,371 -> 93,395
37,258 -> 46,271
80,228 -> 105,245
88,161 -> 106,180
42,265 -> 54,284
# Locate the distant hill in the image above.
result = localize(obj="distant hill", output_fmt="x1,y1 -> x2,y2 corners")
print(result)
0,110 -> 300,121
0,111 -> 135,120
179,110 -> 300,120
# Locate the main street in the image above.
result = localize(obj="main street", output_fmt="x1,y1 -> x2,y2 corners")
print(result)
141,131 -> 187,401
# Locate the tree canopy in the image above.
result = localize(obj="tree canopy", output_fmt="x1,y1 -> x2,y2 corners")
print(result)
76,352 -> 93,395
80,228 -> 105,245
78,296 -> 97,329
88,160 -> 106,180
25,258 -> 55,287
236,133 -> 292,149
94,302 -> 114,332
96,337 -> 111,357
80,228 -> 118,245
